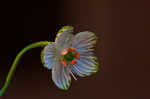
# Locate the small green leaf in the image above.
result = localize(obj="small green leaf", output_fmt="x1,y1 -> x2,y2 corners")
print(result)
57,26 -> 73,33
40,48 -> 45,66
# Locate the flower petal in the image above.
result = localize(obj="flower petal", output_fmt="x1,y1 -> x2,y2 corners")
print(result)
71,31 -> 99,77
55,26 -> 74,49
72,55 -> 99,77
71,31 -> 97,54
43,43 -> 56,70
52,61 -> 71,90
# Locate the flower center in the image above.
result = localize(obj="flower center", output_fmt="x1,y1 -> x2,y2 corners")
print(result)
61,47 -> 80,67
63,51 -> 74,61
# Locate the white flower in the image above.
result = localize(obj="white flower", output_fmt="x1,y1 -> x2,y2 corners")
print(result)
42,26 -> 99,90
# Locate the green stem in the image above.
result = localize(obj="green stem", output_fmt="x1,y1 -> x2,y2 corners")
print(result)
0,41 -> 50,96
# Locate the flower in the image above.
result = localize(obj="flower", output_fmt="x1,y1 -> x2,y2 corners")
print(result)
42,26 -> 99,90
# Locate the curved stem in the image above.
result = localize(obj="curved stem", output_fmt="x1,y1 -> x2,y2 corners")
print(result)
0,41 -> 50,96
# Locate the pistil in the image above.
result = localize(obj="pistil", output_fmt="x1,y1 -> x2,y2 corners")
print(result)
61,47 -> 80,67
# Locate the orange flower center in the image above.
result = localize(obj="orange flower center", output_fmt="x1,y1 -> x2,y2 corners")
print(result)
60,47 -> 80,67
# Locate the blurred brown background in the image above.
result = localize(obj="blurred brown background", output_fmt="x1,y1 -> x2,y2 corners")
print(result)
0,0 -> 150,99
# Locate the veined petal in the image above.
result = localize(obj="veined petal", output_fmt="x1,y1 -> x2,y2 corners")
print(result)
72,55 -> 99,77
43,43 -> 56,70
52,60 -> 71,90
55,26 -> 74,49
71,31 -> 97,53
71,31 -> 99,77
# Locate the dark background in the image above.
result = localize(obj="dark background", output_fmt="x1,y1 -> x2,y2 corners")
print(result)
0,0 -> 150,99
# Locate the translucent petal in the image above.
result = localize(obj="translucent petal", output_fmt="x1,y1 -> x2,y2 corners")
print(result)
43,43 -> 56,70
71,31 -> 99,76
72,55 -> 99,77
52,61 -> 71,90
71,31 -> 97,56
55,26 -> 74,50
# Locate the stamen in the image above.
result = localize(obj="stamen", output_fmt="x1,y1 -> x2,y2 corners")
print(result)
61,49 -> 68,56
69,47 -> 76,52
69,70 -> 77,80
75,52 -> 80,59
61,60 -> 67,67
71,59 -> 76,65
